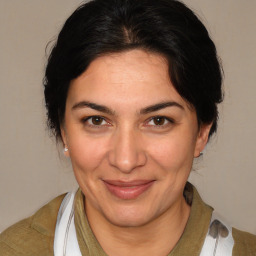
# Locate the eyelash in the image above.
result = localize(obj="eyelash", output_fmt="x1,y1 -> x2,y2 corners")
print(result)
82,115 -> 174,129
146,116 -> 174,128
82,116 -> 111,128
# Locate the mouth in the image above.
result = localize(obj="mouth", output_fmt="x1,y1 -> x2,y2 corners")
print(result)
103,180 -> 155,200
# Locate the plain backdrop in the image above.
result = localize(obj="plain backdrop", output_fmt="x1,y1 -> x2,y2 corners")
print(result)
0,0 -> 256,234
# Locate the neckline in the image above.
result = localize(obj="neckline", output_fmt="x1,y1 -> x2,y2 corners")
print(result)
74,183 -> 213,256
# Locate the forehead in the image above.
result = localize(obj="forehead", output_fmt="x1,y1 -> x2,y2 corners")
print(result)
67,50 -> 188,111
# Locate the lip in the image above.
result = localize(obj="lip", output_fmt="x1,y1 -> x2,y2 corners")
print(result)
103,180 -> 155,200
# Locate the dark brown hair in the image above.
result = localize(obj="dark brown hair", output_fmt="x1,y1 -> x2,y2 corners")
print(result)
44,0 -> 223,141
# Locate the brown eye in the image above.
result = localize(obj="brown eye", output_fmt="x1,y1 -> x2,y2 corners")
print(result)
82,116 -> 111,129
91,116 -> 104,125
146,116 -> 173,128
152,117 -> 166,125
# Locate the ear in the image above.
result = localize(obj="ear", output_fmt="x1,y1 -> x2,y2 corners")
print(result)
61,126 -> 70,157
194,123 -> 212,158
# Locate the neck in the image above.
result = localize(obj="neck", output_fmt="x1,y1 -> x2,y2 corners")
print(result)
85,196 -> 190,256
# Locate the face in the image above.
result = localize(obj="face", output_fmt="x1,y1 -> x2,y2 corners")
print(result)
62,50 -> 211,227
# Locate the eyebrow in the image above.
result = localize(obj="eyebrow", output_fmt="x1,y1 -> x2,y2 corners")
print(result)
72,101 -> 115,115
140,101 -> 184,114
71,100 -> 184,115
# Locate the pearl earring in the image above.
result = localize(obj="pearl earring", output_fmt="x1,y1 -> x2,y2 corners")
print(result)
64,147 -> 68,152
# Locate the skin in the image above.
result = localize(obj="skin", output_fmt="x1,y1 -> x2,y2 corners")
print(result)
61,49 -> 212,256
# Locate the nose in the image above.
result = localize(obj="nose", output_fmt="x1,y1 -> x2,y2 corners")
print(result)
108,128 -> 147,173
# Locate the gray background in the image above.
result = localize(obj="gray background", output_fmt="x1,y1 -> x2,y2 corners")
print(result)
0,0 -> 256,234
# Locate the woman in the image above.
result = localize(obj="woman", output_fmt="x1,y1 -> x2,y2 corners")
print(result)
0,0 -> 255,255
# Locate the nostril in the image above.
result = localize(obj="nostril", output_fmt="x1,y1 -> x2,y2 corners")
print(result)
107,148 -> 147,173
107,131 -> 147,173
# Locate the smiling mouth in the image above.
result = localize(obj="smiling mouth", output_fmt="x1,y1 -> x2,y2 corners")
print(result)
103,180 -> 155,200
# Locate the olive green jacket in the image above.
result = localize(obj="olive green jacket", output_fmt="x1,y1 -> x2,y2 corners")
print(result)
1,186 -> 256,255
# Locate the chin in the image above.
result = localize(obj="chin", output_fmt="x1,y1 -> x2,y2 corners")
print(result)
103,205 -> 155,228
107,215 -> 151,228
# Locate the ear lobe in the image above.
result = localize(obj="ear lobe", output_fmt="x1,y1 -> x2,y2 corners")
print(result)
194,123 -> 212,158
61,127 -> 70,157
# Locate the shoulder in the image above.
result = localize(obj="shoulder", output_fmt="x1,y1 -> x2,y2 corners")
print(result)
232,227 -> 256,255
0,193 -> 66,256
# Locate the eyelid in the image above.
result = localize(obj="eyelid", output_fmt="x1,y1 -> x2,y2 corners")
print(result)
145,116 -> 174,127
81,115 -> 174,129
82,115 -> 111,126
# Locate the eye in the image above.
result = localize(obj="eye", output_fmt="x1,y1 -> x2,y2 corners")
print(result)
83,116 -> 109,126
147,116 -> 173,127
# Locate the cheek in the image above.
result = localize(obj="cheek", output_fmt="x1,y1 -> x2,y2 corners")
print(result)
147,132 -> 196,171
68,136 -> 108,175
